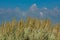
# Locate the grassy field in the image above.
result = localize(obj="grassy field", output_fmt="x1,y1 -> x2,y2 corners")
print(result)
0,17 -> 60,40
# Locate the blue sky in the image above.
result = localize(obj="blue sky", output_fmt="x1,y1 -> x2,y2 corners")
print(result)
0,0 -> 60,24
0,0 -> 60,9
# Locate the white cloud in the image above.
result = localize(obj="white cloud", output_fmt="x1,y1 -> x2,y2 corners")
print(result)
40,7 -> 60,18
44,7 -> 47,10
49,7 -> 60,17
40,7 -> 48,11
0,5 -> 60,18
40,12 -> 44,17
30,3 -> 38,12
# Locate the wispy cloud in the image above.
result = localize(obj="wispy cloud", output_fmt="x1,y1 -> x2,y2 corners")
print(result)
30,3 -> 37,10
0,4 -> 60,19
46,7 -> 60,18
0,8 -> 5,14
30,3 -> 38,12
14,7 -> 21,13
40,12 -> 44,17
6,8 -> 13,13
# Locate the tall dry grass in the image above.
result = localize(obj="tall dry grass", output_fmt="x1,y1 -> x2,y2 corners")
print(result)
0,17 -> 60,40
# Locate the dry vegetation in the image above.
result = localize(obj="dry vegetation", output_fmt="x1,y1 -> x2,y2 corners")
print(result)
0,17 -> 60,40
